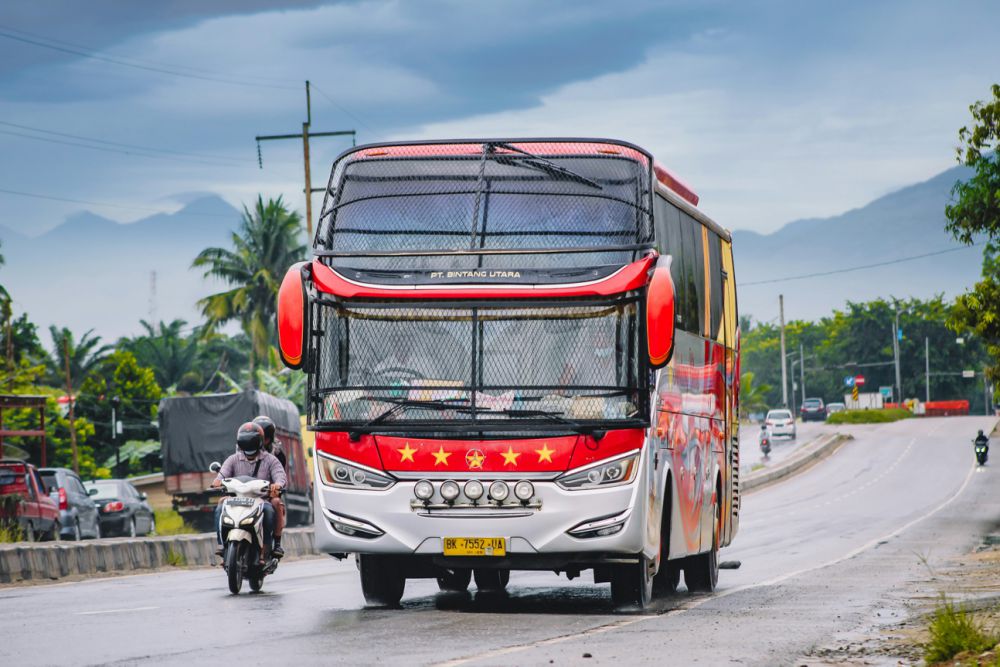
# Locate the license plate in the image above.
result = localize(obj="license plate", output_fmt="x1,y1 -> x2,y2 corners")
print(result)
228,497 -> 255,507
443,537 -> 506,557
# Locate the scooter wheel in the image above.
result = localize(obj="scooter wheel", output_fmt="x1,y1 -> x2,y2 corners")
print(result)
249,575 -> 264,592
225,543 -> 244,594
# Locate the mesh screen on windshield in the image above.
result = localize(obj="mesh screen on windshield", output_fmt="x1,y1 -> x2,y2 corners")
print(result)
315,141 -> 653,270
308,295 -> 646,426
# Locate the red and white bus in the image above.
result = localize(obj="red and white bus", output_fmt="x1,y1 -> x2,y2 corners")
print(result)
277,139 -> 740,608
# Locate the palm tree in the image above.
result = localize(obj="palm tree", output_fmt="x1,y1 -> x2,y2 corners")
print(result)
127,319 -> 200,390
46,326 -> 111,472
192,196 -> 306,383
740,371 -> 772,420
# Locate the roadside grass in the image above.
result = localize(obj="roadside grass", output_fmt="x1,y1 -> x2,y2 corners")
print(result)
165,547 -> 187,567
0,524 -> 23,543
826,408 -> 912,425
154,509 -> 197,536
925,596 -> 999,665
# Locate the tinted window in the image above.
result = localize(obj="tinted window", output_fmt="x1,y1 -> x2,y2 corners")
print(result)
707,232 -> 723,339
767,410 -> 792,420
39,472 -> 58,490
653,196 -> 687,329
86,482 -> 121,500
680,213 -> 704,335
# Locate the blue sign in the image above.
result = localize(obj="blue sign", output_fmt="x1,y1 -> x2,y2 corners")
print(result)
844,376 -> 855,387
897,328 -> 903,341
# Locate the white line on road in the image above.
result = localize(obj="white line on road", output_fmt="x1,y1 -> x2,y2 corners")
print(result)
435,459 -> 979,667
75,606 -> 159,616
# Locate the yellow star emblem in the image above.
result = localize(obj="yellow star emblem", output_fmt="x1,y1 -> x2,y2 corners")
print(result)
501,446 -> 521,467
466,449 -> 485,469
535,443 -> 555,463
397,443 -> 417,463
432,446 -> 451,466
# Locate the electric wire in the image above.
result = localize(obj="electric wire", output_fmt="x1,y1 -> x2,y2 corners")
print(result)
310,82 -> 378,134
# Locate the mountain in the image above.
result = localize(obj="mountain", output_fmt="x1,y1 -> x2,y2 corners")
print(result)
0,196 -> 242,342
733,163 -> 982,324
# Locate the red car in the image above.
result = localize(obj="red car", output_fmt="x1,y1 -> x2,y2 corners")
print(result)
0,460 -> 61,541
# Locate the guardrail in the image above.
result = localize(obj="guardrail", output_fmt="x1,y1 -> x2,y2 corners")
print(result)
0,527 -> 316,584
742,432 -> 852,492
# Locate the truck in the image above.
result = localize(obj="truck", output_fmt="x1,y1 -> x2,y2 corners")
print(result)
0,460 -> 61,541
159,391 -> 312,532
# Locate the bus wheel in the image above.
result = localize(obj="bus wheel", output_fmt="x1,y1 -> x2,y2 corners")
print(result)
358,555 -> 406,607
610,555 -> 654,609
653,560 -> 681,595
437,568 -> 472,592
473,568 -> 510,593
684,501 -> 720,593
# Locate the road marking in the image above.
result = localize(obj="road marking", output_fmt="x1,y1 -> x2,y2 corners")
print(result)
435,459 -> 979,667
76,606 -> 159,616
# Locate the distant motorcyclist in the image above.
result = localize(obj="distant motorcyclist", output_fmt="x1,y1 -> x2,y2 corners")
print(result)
212,422 -> 286,559
759,424 -> 772,456
974,429 -> 989,463
252,415 -> 287,557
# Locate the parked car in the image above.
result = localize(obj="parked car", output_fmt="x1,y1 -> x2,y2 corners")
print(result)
826,402 -> 847,417
0,460 -> 60,541
800,397 -> 826,422
84,479 -> 156,537
39,467 -> 102,540
764,409 -> 797,439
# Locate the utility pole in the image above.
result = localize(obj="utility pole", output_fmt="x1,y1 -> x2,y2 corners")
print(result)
799,341 -> 806,403
63,336 -> 79,473
779,294 -> 788,408
925,336 -> 930,403
111,396 -> 120,475
892,301 -> 903,404
255,80 -> 357,240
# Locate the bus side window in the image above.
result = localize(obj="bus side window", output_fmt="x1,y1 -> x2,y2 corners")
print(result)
679,212 -> 704,335
708,232 -> 724,341
653,195 -> 688,330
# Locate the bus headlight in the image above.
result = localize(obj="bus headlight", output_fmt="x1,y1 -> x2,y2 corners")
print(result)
464,480 -> 485,501
488,480 -> 510,502
414,479 -> 434,501
556,451 -> 640,490
513,480 -> 534,501
317,454 -> 394,490
440,480 -> 460,502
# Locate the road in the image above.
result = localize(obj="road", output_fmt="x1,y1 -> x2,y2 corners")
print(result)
2,416 -> 997,666
738,419 -> 827,473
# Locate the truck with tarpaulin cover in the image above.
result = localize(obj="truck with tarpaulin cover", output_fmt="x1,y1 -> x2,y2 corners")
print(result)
159,391 -> 312,531
276,138 -> 740,609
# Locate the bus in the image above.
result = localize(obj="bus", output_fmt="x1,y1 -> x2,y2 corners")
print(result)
276,139 -> 740,608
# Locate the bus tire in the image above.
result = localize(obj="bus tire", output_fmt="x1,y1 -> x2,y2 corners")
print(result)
359,554 -> 406,607
684,499 -> 720,593
437,568 -> 472,592
653,560 -> 681,595
610,555 -> 654,609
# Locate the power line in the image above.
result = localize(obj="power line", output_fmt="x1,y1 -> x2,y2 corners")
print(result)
0,119 -> 247,164
0,186 -> 239,218
310,82 -> 379,135
0,28 -> 298,91
741,244 -> 984,286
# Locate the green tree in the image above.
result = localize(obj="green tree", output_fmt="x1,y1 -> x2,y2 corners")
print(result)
125,319 -> 201,391
739,372 -> 771,419
192,195 -> 306,384
945,84 -> 1000,381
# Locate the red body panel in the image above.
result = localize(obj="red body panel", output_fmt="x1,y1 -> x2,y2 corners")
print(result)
311,255 -> 655,300
277,262 -> 309,369
351,141 -> 650,166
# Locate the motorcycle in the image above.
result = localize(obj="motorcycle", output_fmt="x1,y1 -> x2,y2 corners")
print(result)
759,428 -> 772,457
974,439 -> 989,466
209,461 -> 279,594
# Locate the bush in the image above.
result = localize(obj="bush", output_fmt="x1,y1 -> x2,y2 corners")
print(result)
924,597 -> 998,664
826,408 -> 912,424
165,547 -> 187,567
154,509 -> 196,536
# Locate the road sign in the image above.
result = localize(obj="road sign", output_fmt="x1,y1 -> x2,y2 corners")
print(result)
879,386 -> 892,399
844,376 -> 855,387
852,386 -> 859,401
855,375 -> 866,386
897,328 -> 903,341
962,370 -> 976,378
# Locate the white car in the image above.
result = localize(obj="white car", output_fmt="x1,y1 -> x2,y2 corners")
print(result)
764,409 -> 797,439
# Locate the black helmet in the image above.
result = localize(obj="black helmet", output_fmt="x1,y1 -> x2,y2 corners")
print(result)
979,430 -> 985,437
253,415 -> 276,448
237,422 -> 264,456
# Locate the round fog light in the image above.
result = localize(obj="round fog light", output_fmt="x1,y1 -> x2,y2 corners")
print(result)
334,465 -> 351,482
587,469 -> 603,484
514,480 -> 534,501
464,480 -> 484,501
488,480 -> 510,502
351,469 -> 367,485
414,479 -> 434,501
440,480 -> 460,502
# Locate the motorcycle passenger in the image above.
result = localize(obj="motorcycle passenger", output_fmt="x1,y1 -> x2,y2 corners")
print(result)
212,422 -> 286,559
975,429 -> 989,457
252,415 -> 287,558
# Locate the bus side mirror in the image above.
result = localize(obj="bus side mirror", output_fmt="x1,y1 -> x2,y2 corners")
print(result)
646,261 -> 675,369
277,261 -> 310,370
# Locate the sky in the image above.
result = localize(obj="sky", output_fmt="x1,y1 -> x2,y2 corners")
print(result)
0,0 -> 999,239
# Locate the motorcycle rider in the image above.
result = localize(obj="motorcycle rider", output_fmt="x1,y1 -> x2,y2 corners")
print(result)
975,429 -> 990,458
252,415 -> 287,558
212,422 -> 286,559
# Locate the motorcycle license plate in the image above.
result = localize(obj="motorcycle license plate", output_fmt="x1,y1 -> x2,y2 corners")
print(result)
228,498 -> 255,507
443,537 -> 506,557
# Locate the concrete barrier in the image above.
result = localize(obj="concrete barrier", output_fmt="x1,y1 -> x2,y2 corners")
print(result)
742,432 -> 852,492
0,527 -> 316,584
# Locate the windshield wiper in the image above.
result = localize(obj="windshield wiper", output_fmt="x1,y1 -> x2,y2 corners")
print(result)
497,408 -> 606,440
348,397 -> 475,441
490,142 -> 603,191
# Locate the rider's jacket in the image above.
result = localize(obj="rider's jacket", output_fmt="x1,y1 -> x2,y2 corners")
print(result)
215,450 -> 287,487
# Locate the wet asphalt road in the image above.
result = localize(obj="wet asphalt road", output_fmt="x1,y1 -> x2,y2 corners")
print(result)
2,416 -> 998,666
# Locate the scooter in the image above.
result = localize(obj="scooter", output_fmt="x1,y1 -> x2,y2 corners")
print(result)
209,461 -> 279,594
759,428 -> 772,457
974,440 -> 989,466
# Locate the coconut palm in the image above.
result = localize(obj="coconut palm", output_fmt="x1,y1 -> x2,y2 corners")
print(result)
127,319 -> 201,390
192,196 -> 306,383
740,371 -> 771,420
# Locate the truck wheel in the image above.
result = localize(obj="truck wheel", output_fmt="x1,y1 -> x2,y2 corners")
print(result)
225,542 -> 244,594
610,556 -> 654,609
437,568 -> 472,592
473,568 -> 510,593
358,555 -> 405,607
684,501 -> 720,593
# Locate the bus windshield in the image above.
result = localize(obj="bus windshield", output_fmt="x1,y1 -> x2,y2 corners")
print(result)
309,294 -> 647,431
316,141 -> 654,271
